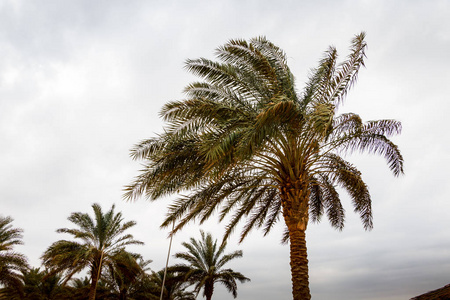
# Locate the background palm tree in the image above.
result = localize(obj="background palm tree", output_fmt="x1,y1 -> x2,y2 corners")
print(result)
20,267 -> 76,300
148,268 -> 195,300
125,33 -> 403,299
103,251 -> 151,300
172,231 -> 249,300
69,276 -> 91,299
0,216 -> 28,297
41,203 -> 143,300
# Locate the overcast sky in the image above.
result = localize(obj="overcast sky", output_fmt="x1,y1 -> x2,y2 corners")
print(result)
1,0 -> 449,299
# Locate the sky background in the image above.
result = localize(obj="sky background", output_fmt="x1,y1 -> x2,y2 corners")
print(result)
1,0 -> 449,299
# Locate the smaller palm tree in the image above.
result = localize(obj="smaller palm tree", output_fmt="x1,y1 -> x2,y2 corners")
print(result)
0,216 -> 28,296
103,251 -> 152,300
41,203 -> 143,300
174,231 -> 249,300
69,276 -> 91,298
149,268 -> 195,300
21,267 -> 75,300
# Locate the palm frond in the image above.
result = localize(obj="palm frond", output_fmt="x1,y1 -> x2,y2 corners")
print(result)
318,174 -> 345,230
328,32 -> 367,106
322,154 -> 372,229
309,179 -> 324,223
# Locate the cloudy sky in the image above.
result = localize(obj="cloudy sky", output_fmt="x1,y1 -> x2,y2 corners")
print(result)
1,0 -> 449,299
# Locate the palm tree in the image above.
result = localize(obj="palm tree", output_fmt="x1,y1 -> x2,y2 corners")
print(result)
41,203 -> 143,300
0,216 -> 28,297
148,268 -> 195,300
173,231 -> 249,300
125,33 -> 404,299
20,267 -> 76,300
103,251 -> 151,300
69,276 -> 109,299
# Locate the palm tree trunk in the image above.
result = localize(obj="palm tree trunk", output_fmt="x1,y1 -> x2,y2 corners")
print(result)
288,226 -> 311,300
281,179 -> 311,300
88,252 -> 104,300
119,288 -> 127,300
205,281 -> 214,300
88,271 -> 98,300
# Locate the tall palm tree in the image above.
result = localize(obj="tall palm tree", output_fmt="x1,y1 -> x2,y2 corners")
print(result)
173,231 -> 249,300
41,203 -> 143,300
125,33 -> 404,299
0,216 -> 28,296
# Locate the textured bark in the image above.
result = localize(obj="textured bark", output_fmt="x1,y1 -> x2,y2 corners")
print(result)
288,227 -> 311,300
280,177 -> 311,300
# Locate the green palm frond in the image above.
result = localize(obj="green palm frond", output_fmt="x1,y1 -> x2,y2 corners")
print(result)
331,113 -> 363,136
301,46 -> 337,110
0,216 -> 29,291
309,179 -> 324,223
130,137 -> 164,161
0,216 -> 24,250
341,131 -> 404,176
329,32 -> 367,106
184,58 -> 258,100
319,174 -> 346,230
239,188 -> 280,241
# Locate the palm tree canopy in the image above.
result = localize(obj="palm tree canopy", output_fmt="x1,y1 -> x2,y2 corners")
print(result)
173,231 -> 249,299
19,267 -> 77,300
41,204 -> 143,295
125,33 -> 403,243
0,216 -> 25,252
102,250 -> 151,299
0,216 -> 28,290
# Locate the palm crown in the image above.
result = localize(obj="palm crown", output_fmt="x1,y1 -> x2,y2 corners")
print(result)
173,231 -> 249,300
41,203 -> 143,300
126,33 -> 403,299
0,216 -> 28,293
